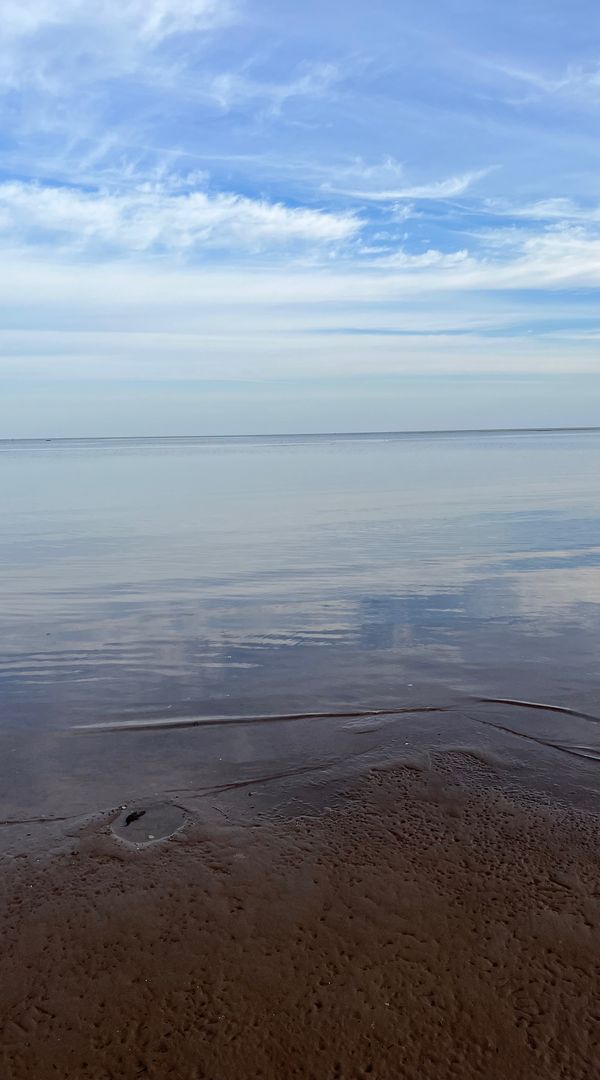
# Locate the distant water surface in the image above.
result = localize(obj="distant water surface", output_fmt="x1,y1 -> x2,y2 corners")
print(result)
1,429 -> 600,831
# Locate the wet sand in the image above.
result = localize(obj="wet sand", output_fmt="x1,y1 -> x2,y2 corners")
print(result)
1,751 -> 599,1079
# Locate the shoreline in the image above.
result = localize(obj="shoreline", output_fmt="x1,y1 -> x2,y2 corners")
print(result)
1,751 -> 599,1079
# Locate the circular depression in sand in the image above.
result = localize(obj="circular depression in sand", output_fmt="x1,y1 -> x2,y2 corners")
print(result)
111,801 -> 187,846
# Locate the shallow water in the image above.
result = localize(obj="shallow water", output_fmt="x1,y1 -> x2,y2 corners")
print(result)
1,429 -> 600,832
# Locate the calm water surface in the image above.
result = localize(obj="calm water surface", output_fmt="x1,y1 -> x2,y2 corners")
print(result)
1,430 -> 600,830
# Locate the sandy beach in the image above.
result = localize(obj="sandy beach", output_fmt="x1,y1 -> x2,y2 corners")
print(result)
1,751 -> 598,1080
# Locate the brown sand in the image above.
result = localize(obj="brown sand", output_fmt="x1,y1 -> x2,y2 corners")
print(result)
1,752 -> 599,1079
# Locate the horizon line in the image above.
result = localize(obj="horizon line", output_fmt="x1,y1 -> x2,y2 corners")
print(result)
2,425 -> 600,443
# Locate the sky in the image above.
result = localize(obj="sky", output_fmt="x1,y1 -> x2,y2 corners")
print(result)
1,0 -> 600,436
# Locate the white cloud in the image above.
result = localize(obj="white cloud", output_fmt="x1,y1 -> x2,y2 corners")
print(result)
334,168 -> 493,201
457,223 -> 600,289
374,248 -> 470,269
494,224 -> 600,287
0,180 -> 360,254
320,155 -> 406,187
365,222 -> 600,293
1,218 -> 600,311
389,203 -> 418,223
2,176 -> 600,293
1,209 -> 600,301
469,54 -> 600,112
0,0 -> 341,124
487,58 -> 600,101
485,197 -> 600,224
2,218 -> 600,391
0,0 -> 235,91
206,62 -> 343,113
1,0 -> 230,43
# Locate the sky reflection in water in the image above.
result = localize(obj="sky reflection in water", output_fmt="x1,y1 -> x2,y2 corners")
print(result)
1,430 -> 600,822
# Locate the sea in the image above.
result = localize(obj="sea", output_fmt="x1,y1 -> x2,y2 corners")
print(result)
2,429 -> 600,834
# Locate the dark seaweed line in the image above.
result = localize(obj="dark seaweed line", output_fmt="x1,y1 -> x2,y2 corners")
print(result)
477,696 -> 600,725
73,696 -> 600,734
466,713 -> 600,762
0,813 -> 80,827
72,705 -> 449,734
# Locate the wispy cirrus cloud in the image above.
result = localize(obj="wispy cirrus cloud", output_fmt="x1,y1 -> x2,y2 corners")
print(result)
0,0 -> 236,91
0,0 -> 344,124
206,62 -> 344,114
0,179 -> 360,255
1,0 -> 233,48
372,248 -> 470,269
3,174 -> 600,289
3,214 -> 600,302
481,57 -> 600,103
484,197 -> 600,224
332,168 -> 494,201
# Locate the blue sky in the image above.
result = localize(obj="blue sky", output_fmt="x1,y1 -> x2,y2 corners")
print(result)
1,0 -> 600,435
